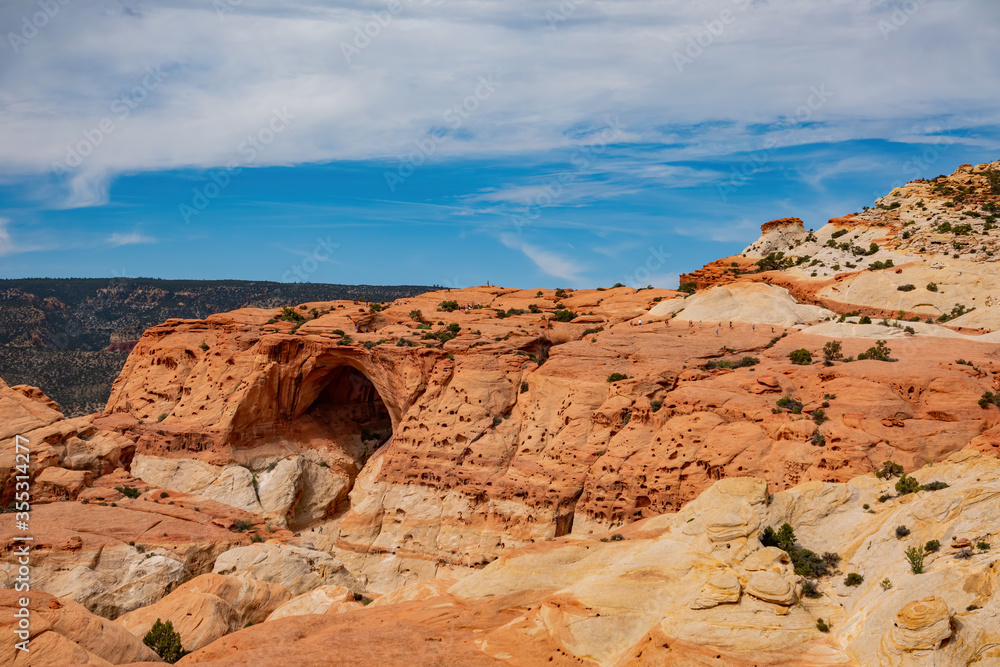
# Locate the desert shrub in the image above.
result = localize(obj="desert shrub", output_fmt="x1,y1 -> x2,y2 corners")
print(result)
553,309 -> 577,322
520,381 -> 528,394
921,480 -> 949,491
439,300 -> 459,312
144,619 -> 186,663
776,395 -> 804,414
926,282 -> 938,292
159,491 -> 169,499
157,413 -> 168,422
844,573 -> 864,587
859,315 -> 872,324
869,260 -> 894,270
816,618 -> 830,633
651,399 -> 663,412
880,577 -> 893,590
823,341 -> 843,363
858,340 -> 893,361
979,391 -> 1000,408
760,523 -> 839,578
250,533 -> 264,543
199,342 -> 210,351
874,461 -> 904,479
529,304 -> 541,313
409,309 -> 422,321
924,540 -> 940,553
232,520 -> 254,533
678,282 -> 697,294
115,486 -> 141,499
583,326 -> 604,335
895,474 -> 921,495
789,348 -> 812,365
895,525 -> 911,538
977,541 -> 991,551
897,284 -> 915,292
607,373 -> 628,383
801,579 -> 822,598
905,546 -> 924,574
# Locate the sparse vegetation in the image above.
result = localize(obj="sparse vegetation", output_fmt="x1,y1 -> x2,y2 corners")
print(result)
553,309 -> 577,322
607,373 -> 628,383
144,619 -> 186,663
857,340 -> 893,362
816,618 -> 830,633
115,485 -> 141,499
897,284 -> 915,292
678,282 -> 697,294
880,578 -> 892,590
924,540 -> 941,553
874,461 -> 904,479
789,348 -> 812,365
926,282 -> 938,292
895,525 -> 911,539
760,523 -> 840,578
823,341 -> 842,364
905,546 -> 925,574
844,573 -> 864,587
978,391 -> 1000,409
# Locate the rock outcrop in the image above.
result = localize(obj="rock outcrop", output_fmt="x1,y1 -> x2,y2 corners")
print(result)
181,450 -> 1000,666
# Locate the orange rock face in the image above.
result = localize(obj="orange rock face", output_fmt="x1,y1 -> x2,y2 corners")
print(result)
82,282 -> 1000,592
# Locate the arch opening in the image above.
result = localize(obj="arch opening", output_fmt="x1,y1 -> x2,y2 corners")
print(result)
299,365 -> 393,473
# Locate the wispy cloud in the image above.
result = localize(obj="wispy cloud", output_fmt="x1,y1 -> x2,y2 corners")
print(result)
108,231 -> 157,247
500,233 -> 588,284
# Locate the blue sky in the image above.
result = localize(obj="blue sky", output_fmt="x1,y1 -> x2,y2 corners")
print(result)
1,0 -> 998,289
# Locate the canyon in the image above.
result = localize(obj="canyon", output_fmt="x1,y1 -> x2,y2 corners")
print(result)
2,160 -> 1000,665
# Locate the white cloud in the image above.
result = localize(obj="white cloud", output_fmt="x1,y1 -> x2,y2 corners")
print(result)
0,219 -> 12,256
0,0 -> 998,207
108,231 -> 157,247
500,233 -> 588,284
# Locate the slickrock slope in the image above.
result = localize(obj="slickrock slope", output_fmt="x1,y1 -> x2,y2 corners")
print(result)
0,590 -> 160,666
682,161 -> 1000,326
178,450 -> 1000,666
68,272 -> 999,594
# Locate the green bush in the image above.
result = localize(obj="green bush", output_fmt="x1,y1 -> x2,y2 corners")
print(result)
859,315 -> 872,324
789,348 -> 812,365
979,391 -> 1000,409
115,486 -> 141,499
553,309 -> 577,322
157,413 -> 168,422
880,577 -> 893,590
678,282 -> 697,294
924,540 -> 940,553
439,300 -> 459,312
650,399 -> 663,412
977,541 -> 991,551
816,618 -> 830,633
606,373 -> 628,383
926,282 -> 938,292
905,546 -> 924,574
897,284 -> 915,292
921,480 -> 949,491
895,474 -> 920,495
143,619 -> 186,663
895,525 -> 911,538
858,340 -> 893,361
801,579 -> 822,598
409,309 -> 422,321
874,461 -> 903,479
199,342 -> 210,351
844,573 -> 864,587
823,340 -> 843,363
232,520 -> 255,533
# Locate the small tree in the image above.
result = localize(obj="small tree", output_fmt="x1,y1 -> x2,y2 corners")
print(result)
789,349 -> 812,365
895,474 -> 921,495
409,309 -> 423,321
905,546 -> 925,574
678,282 -> 697,294
874,461 -> 904,479
144,619 -> 185,663
844,573 -> 864,587
823,340 -> 843,363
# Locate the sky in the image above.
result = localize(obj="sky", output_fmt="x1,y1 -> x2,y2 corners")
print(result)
0,0 -> 998,289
